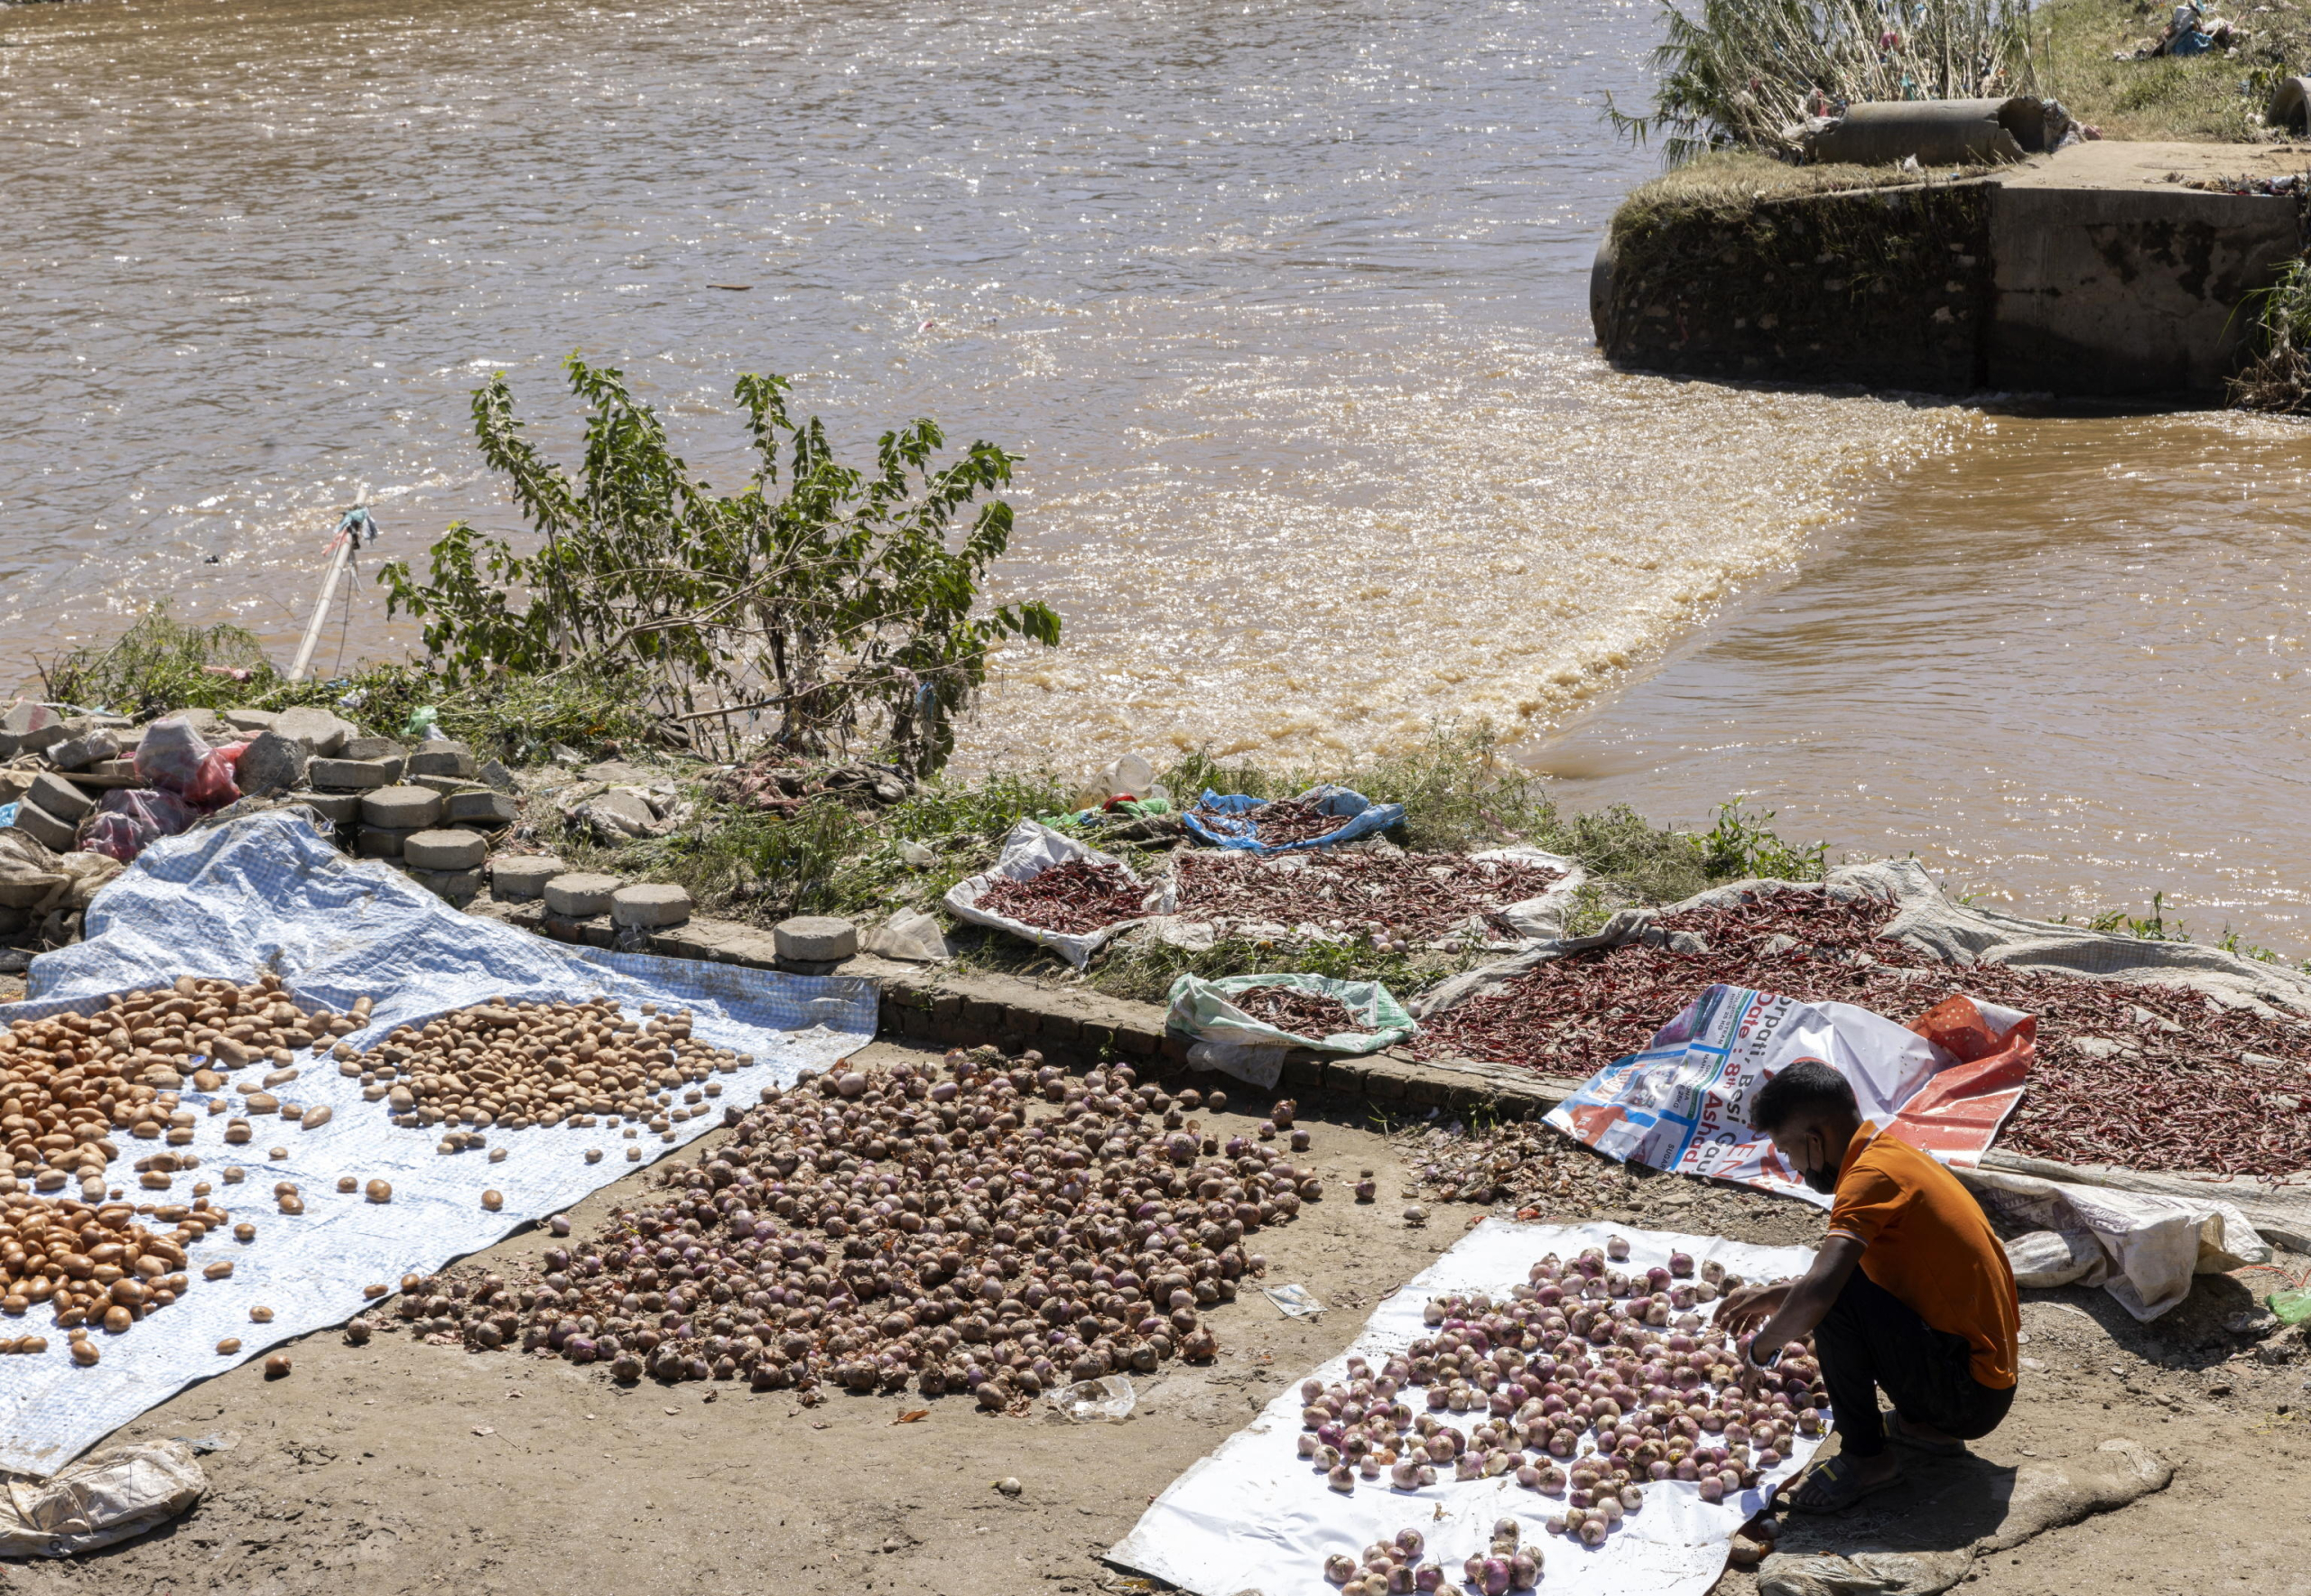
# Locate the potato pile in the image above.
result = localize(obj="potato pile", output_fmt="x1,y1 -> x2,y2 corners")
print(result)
403,1047 -> 1305,1406
0,975 -> 363,1192
340,998 -> 746,1147
0,1192 -> 223,1344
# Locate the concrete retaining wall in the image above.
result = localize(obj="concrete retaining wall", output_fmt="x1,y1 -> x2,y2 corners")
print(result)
1598,142 -> 2307,402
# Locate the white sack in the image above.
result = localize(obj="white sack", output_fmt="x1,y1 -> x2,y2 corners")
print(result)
1961,1166 -> 2269,1320
943,820 -> 1156,968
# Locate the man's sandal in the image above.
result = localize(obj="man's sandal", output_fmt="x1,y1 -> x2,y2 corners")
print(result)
1787,1454 -> 1903,1514
1882,1411 -> 1967,1457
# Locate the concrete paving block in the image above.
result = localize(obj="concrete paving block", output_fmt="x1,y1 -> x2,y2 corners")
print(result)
445,789 -> 519,827
543,872 -> 622,917
407,867 -> 485,906
292,791 -> 364,825
274,707 -> 357,756
12,722 -> 68,758
12,801 -> 80,853
356,825 -> 417,859
402,829 -> 488,871
310,756 -> 403,791
339,736 -> 404,762
26,772 -> 94,823
408,773 -> 483,797
406,742 -> 478,779
488,855 -> 564,902
46,731 -> 121,773
775,915 -> 858,962
220,709 -> 280,734
611,884 -> 692,929
360,785 -> 443,829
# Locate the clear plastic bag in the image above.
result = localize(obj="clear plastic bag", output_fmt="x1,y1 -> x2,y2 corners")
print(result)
181,741 -> 246,811
132,718 -> 211,795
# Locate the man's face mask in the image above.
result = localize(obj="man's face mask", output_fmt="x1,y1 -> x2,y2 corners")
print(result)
1785,1127 -> 1841,1195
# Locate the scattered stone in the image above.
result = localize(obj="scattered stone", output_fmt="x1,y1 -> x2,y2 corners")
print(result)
47,731 -> 121,773
291,791 -> 364,825
310,756 -> 403,791
154,708 -> 218,739
774,915 -> 858,963
26,773 -> 95,823
572,788 -> 658,841
477,759 -> 518,794
361,786 -> 444,830
406,742 -> 478,779
610,884 -> 692,929
542,872 -> 622,918
11,802 -> 79,853
2,707 -> 69,759
403,830 -> 488,871
88,759 -> 139,781
220,709 -> 280,734
274,707 -> 357,757
488,856 -> 564,902
445,790 -> 518,828
407,773 -> 483,797
406,868 -> 485,906
357,826 -> 418,859
234,731 -> 308,797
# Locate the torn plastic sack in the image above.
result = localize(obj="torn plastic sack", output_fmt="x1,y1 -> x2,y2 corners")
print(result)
0,830 -> 121,918
0,1437 -> 205,1556
2001,1229 -> 2105,1289
1181,784 -> 1404,854
79,789 -> 200,865
943,820 -> 1158,969
1165,972 -> 1414,1089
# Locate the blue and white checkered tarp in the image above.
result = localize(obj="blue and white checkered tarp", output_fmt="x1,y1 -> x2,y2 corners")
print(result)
0,812 -> 877,1474
1180,785 -> 1404,855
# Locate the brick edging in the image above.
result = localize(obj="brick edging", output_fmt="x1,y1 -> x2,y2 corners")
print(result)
478,895 -> 1583,1119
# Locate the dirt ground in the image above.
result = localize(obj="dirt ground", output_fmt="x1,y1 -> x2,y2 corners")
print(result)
0,1041 -> 2305,1594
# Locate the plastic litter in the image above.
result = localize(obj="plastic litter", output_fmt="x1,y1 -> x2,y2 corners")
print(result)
402,705 -> 441,739
131,717 -> 210,795
1260,1283 -> 1324,1319
1165,971 -> 1415,1090
1047,1375 -> 1136,1423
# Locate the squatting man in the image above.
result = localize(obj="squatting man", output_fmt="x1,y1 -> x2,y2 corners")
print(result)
1712,1061 -> 2020,1512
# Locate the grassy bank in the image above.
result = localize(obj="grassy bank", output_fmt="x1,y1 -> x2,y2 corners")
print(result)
2036,0 -> 2311,143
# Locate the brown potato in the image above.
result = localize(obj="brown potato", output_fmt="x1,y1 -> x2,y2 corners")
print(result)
365,1180 -> 393,1204
263,1353 -> 291,1378
203,1261 -> 234,1281
480,1190 -> 504,1211
278,1194 -> 304,1215
249,1305 -> 274,1323
216,1338 -> 241,1355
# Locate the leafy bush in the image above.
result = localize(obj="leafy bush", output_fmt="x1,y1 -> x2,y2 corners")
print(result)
381,357 -> 1061,776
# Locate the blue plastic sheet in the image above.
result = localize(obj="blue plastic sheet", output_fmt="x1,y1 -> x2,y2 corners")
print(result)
1180,785 -> 1405,855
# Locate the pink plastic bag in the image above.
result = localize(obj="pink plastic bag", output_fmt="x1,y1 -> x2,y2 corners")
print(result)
181,741 -> 246,812
80,787 -> 200,863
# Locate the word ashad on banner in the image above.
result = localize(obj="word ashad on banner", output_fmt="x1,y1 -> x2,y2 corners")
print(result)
1545,986 -> 2032,1207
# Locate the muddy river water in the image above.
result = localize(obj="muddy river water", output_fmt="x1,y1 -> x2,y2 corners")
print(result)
4,0 -> 2308,948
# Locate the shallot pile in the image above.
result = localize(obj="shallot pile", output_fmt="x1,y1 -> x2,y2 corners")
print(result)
0,974 -> 362,1192
1412,886 -> 2311,1178
974,859 -> 1150,934
1406,1119 -> 1638,1214
1323,1526 -> 1444,1593
339,998 -> 743,1146
408,1047 -> 1311,1403
1172,850 -> 1563,946
1297,1239 -> 1824,1541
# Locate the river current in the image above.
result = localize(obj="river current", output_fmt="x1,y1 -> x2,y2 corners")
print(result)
4,0 -> 2307,948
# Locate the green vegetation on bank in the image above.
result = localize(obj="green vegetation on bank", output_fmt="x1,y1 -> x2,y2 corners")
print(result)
2035,0 -> 2311,143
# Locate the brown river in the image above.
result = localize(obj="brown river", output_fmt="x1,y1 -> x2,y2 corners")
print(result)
4,0 -> 2309,950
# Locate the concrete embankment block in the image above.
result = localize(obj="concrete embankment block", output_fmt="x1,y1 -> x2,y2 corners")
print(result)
362,786 -> 443,830
489,856 -> 564,901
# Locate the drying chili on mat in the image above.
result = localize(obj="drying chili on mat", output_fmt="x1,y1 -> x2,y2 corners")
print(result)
1229,986 -> 1363,1037
1172,849 -> 1564,941
1410,887 -> 2311,1180
1187,796 -> 1353,848
973,858 -> 1147,935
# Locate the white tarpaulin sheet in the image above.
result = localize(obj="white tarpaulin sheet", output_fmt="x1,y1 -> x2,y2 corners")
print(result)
0,812 -> 876,1474
1110,1220 -> 1823,1596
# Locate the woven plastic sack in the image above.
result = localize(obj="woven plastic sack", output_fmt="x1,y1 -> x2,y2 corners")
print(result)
943,820 -> 1157,969
1164,972 -> 1414,1089
0,1437 -> 204,1556
1181,784 -> 1404,855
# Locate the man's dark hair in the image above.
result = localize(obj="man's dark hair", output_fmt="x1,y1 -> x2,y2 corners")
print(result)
1749,1059 -> 1858,1134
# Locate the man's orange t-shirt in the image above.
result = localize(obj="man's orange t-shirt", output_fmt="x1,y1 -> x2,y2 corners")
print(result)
1825,1125 -> 2019,1389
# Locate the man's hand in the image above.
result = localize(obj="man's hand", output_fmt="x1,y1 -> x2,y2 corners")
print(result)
1713,1279 -> 1791,1337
